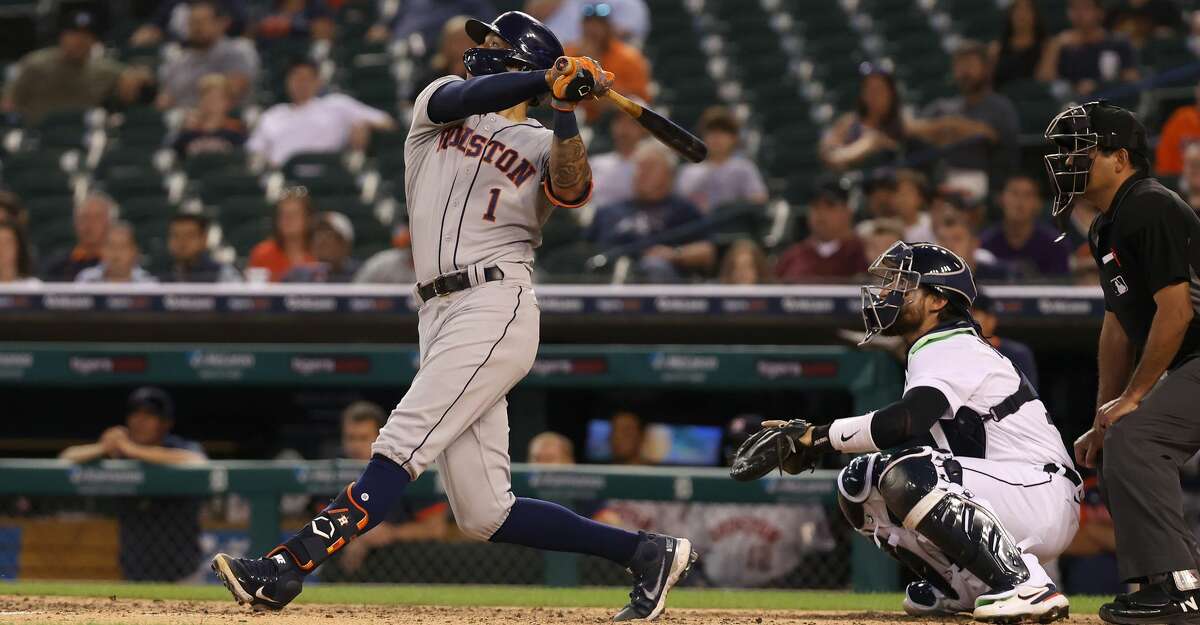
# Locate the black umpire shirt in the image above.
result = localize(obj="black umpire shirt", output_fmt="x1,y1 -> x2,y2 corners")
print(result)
1089,174 -> 1200,369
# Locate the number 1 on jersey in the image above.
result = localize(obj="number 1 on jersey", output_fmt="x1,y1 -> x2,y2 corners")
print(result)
483,188 -> 501,222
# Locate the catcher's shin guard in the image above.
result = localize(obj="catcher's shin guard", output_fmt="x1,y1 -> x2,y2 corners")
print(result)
877,449 -> 1030,591
270,482 -> 370,572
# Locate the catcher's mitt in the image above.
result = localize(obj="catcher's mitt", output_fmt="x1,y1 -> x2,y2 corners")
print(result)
729,419 -> 822,482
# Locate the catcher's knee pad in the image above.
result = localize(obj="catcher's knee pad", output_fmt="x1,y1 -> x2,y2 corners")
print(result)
272,482 -> 370,572
877,449 -> 1029,590
836,453 -> 884,531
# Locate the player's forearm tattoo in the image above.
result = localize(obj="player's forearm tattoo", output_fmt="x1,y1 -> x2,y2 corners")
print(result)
550,135 -> 590,194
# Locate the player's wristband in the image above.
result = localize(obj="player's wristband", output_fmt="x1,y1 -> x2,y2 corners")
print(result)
552,108 -> 580,139
828,413 -> 879,453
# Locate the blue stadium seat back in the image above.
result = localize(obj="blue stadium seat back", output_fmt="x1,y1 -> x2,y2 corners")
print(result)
24,195 -> 75,226
225,217 -> 273,257
183,150 -> 248,179
198,171 -> 264,204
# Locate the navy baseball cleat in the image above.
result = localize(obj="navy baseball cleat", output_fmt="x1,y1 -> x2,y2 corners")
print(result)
613,534 -> 698,621
211,552 -> 303,611
1100,582 -> 1200,625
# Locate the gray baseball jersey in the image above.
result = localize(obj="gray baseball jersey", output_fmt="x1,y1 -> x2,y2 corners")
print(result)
371,74 -> 556,541
404,75 -> 555,283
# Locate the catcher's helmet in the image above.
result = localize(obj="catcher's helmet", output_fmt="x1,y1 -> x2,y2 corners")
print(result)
463,11 -> 564,76
1043,101 -> 1149,218
860,241 -> 978,344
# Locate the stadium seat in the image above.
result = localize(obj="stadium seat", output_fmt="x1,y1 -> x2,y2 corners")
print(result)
24,195 -> 75,226
95,146 -> 160,181
197,171 -> 263,204
224,217 -> 272,257
34,110 -> 89,149
31,217 -> 75,257
101,167 -> 168,202
182,150 -> 248,179
217,195 -> 273,230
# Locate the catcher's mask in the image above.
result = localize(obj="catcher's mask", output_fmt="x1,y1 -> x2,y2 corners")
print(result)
859,241 -> 977,345
1043,101 -> 1149,222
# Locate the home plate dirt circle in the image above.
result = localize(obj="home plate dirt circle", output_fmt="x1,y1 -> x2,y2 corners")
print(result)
0,595 -> 1106,625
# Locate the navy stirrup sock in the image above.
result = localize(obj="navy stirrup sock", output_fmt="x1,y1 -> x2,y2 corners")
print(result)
489,497 -> 642,566
273,454 -> 411,573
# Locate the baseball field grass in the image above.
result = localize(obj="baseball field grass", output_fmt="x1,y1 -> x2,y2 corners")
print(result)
0,582 -> 1112,625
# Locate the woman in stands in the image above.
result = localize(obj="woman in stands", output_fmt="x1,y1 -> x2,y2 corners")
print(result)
819,65 -> 905,171
0,221 -> 38,285
989,0 -> 1050,88
173,74 -> 247,159
248,189 -> 316,281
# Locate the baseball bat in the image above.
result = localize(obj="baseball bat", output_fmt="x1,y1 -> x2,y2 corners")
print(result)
603,90 -> 707,163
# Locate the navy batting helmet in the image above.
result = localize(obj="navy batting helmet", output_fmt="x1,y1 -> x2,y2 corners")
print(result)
463,11 -> 564,76
860,241 -> 978,344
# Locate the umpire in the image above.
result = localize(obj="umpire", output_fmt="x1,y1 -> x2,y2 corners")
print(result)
1047,102 -> 1200,624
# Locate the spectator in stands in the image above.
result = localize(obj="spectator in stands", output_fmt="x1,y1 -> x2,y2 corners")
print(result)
887,169 -> 936,243
1037,0 -> 1140,96
911,40 -> 1020,195
249,192 -> 316,282
528,431 -> 575,464
587,142 -> 716,282
532,0 -> 649,46
160,213 -> 241,282
328,401 -> 450,574
247,59 -> 396,167
59,387 -> 206,581
391,0 -> 495,48
1183,142 -> 1200,208
609,410 -> 649,465
1154,82 -> 1200,176
980,175 -> 1070,279
675,107 -> 768,214
718,239 -> 771,285
972,292 -> 1039,389
156,1 -> 260,109
990,0 -> 1050,87
412,16 -> 473,94
1057,197 -> 1102,285
76,221 -> 158,284
354,225 -> 417,284
934,214 -> 1010,282
589,107 -> 648,209
283,211 -> 360,282
172,74 -> 247,159
42,192 -> 114,282
1107,0 -> 1184,48
820,66 -> 904,171
255,0 -> 335,43
565,2 -> 651,121
774,177 -> 866,283
860,218 -> 905,267
0,222 -> 38,285
129,0 -> 249,45
861,170 -> 896,221
2,11 -> 149,125
0,191 -> 29,230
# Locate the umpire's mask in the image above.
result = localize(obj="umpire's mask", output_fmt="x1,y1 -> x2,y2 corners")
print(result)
1044,101 -> 1149,231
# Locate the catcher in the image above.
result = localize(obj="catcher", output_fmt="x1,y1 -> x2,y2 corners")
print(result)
732,241 -> 1079,622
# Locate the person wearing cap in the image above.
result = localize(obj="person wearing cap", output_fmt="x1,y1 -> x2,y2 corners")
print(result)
60,387 -> 205,581
971,292 -> 1039,389
283,211 -> 361,283
774,177 -> 867,282
979,174 -> 1070,279
156,0 -> 260,110
563,1 -> 650,121
1050,102 -> 1200,623
1,10 -> 147,125
353,224 -> 417,284
675,106 -> 768,214
246,58 -> 395,167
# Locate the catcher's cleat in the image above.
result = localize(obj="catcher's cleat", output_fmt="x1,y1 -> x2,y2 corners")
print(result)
974,582 -> 1069,624
903,581 -> 973,616
1099,581 -> 1200,625
212,552 -> 304,611
613,534 -> 698,621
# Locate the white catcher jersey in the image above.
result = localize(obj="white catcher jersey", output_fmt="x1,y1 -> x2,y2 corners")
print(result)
405,75 -> 555,283
903,325 -> 1073,468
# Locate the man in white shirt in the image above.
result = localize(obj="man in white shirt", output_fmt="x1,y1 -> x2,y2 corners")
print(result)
588,104 -> 646,209
247,59 -> 396,167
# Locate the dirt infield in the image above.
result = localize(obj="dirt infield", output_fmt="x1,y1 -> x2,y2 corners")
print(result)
0,595 -> 1107,625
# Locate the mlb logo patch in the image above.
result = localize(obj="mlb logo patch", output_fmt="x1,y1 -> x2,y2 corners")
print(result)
1111,275 -> 1129,295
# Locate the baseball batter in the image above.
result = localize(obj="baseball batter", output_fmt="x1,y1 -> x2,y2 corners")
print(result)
212,12 -> 696,621
731,241 -> 1080,622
